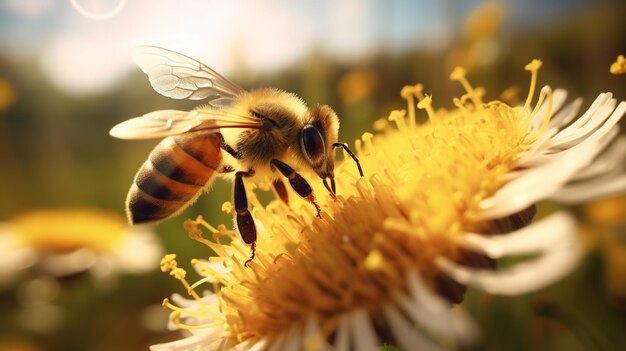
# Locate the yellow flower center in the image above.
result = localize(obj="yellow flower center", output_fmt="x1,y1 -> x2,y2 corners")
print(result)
8,209 -> 127,252
163,60 -> 553,347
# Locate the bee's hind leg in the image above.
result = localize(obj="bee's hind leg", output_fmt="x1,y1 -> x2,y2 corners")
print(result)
270,159 -> 321,218
234,170 -> 257,267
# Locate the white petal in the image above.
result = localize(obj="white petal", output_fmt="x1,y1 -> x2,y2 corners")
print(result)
529,88 -> 568,133
549,97 -> 583,130
246,340 -> 269,351
522,98 -> 583,162
383,303 -> 443,351
0,229 -> 37,286
350,309 -> 380,351
150,328 -> 225,351
396,271 -> 479,344
281,324 -> 303,351
302,317 -> 330,351
549,94 -> 616,147
550,175 -> 626,204
436,227 -> 583,295
267,330 -> 289,351
478,142 -> 596,219
551,93 -> 612,140
478,101 -> 625,220
113,226 -> 164,273
192,259 -> 231,283
39,248 -> 97,276
571,137 -> 626,181
459,212 -> 576,258
334,315 -> 350,351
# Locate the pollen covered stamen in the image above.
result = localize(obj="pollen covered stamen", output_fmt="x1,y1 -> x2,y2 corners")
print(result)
417,95 -> 437,122
524,59 -> 543,110
450,67 -> 483,109
401,84 -> 424,128
527,86 -> 554,141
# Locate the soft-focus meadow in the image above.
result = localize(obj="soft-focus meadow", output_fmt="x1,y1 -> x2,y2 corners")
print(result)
1,0 -> 626,350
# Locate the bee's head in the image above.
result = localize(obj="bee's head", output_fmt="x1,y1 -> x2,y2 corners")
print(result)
300,105 -> 339,183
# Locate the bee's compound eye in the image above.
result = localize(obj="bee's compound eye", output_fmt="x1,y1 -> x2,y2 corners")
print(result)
301,125 -> 325,164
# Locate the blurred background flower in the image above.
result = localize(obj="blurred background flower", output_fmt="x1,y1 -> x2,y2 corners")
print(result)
1,0 -> 626,350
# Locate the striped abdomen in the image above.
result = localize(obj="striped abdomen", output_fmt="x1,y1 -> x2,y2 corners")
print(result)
126,131 -> 223,224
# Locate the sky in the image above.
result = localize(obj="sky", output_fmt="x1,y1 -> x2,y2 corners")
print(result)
0,0 -> 610,96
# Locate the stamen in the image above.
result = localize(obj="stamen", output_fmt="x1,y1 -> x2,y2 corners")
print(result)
523,59 -> 543,111
610,54 -> 626,75
160,254 -> 178,272
452,98 -> 472,114
160,257 -> 206,303
526,86 -> 554,142
188,276 -> 216,292
400,85 -> 423,129
450,67 -> 482,109
388,110 -> 408,131
170,311 -> 223,330
417,95 -> 437,122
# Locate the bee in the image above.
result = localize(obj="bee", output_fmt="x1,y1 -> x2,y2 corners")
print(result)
110,46 -> 363,265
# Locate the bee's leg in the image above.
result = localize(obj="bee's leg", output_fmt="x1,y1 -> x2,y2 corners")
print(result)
272,179 -> 289,205
270,159 -> 322,218
333,142 -> 364,177
234,170 -> 257,267
219,134 -> 242,160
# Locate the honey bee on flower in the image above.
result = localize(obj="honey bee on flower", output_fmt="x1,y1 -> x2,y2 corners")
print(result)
110,46 -> 363,265
152,60 -> 626,350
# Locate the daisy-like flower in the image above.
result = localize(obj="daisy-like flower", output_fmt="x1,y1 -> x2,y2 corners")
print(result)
152,60 -> 626,350
0,208 -> 163,289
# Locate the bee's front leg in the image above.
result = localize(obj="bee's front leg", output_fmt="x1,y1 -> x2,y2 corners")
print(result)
234,170 -> 257,267
270,159 -> 321,218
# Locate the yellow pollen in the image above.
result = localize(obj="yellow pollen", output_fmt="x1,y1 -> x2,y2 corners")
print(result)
610,54 -> 626,74
364,249 -> 387,271
160,254 -> 178,272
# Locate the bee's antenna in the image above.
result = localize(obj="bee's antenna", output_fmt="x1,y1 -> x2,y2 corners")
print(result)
333,143 -> 364,177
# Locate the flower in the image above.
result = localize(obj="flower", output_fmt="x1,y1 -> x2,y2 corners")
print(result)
610,55 -> 626,75
0,208 -> 163,289
0,78 -> 16,111
337,68 -> 378,104
153,60 -> 626,350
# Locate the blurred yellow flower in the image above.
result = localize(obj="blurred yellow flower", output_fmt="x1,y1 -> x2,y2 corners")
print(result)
448,1 -> 505,70
610,54 -> 626,75
462,1 -> 504,42
153,60 -> 626,350
0,78 -> 16,111
336,68 -> 378,104
10,209 -> 126,251
0,208 -> 163,288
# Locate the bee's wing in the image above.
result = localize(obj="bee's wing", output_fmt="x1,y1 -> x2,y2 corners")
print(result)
132,46 -> 245,107
109,109 -> 263,140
